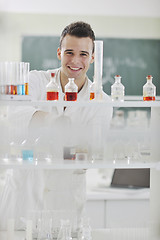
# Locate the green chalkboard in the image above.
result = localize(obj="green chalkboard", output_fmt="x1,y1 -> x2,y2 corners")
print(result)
22,36 -> 160,95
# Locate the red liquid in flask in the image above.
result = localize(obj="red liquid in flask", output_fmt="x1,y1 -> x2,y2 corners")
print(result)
143,96 -> 155,101
47,91 -> 59,101
90,92 -> 95,100
65,92 -> 77,101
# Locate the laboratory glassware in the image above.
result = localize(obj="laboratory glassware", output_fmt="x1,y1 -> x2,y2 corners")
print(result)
143,75 -> 156,101
78,217 -> 92,240
4,62 -> 11,94
37,211 -> 53,240
89,81 -> 95,100
57,219 -> 72,240
111,75 -> 125,101
0,62 -> 5,94
21,135 -> 34,161
24,62 -> 30,95
46,72 -> 59,101
0,62 -> 30,96
17,62 -> 25,95
93,41 -> 103,100
10,62 -> 17,95
65,78 -> 78,101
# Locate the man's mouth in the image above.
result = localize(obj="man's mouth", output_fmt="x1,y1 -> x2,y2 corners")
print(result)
68,66 -> 82,71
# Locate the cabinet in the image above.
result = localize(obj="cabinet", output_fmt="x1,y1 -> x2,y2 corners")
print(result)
86,189 -> 150,228
0,99 -> 160,239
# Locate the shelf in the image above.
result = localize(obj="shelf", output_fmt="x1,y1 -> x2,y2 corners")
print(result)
0,158 -> 158,170
0,99 -> 160,108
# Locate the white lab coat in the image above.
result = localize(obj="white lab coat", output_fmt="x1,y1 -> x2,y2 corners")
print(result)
0,68 -> 113,230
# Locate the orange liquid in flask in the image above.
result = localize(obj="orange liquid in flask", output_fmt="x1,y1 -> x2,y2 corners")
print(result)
90,92 -> 95,100
47,91 -> 59,101
65,92 -> 77,101
143,96 -> 155,101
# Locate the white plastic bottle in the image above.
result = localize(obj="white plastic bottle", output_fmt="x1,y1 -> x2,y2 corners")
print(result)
46,72 -> 59,101
143,75 -> 156,101
111,75 -> 125,101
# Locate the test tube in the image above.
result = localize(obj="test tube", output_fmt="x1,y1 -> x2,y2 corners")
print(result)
0,62 -> 5,94
19,62 -> 25,95
10,62 -> 17,94
15,62 -> 23,95
94,40 -> 103,100
24,62 -> 30,95
4,62 -> 11,94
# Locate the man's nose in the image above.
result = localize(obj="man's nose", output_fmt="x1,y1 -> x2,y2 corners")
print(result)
71,55 -> 80,64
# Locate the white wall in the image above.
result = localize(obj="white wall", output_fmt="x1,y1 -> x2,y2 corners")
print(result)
0,0 -> 160,61
1,0 -> 160,17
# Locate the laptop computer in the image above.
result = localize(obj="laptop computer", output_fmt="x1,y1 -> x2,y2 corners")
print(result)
110,168 -> 150,189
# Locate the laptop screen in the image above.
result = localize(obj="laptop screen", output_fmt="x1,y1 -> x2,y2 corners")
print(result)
111,168 -> 150,189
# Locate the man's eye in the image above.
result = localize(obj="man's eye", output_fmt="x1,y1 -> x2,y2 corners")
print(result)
81,53 -> 88,57
66,52 -> 73,55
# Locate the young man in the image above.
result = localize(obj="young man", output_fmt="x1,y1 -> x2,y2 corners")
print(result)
29,21 -> 112,125
0,22 -> 112,231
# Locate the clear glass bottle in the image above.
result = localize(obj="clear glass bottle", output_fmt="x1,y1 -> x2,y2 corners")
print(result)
65,78 -> 78,101
57,219 -> 72,240
143,75 -> 156,101
111,75 -> 125,101
46,72 -> 59,101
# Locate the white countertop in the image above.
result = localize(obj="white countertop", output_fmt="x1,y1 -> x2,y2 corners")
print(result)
87,187 -> 150,200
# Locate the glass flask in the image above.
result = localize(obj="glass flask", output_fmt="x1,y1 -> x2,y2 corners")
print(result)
65,78 -> 78,101
21,135 -> 34,161
143,75 -> 156,101
37,211 -> 53,240
111,75 -> 125,101
78,217 -> 92,240
89,82 -> 95,100
46,72 -> 59,101
57,219 -> 72,240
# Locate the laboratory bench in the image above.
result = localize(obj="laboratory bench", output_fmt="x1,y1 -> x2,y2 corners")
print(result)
0,98 -> 160,239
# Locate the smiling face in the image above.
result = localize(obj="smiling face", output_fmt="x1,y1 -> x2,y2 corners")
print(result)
57,34 -> 94,91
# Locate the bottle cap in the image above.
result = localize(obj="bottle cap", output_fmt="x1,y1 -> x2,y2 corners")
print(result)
51,72 -> 55,78
115,75 -> 121,77
147,75 -> 152,79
